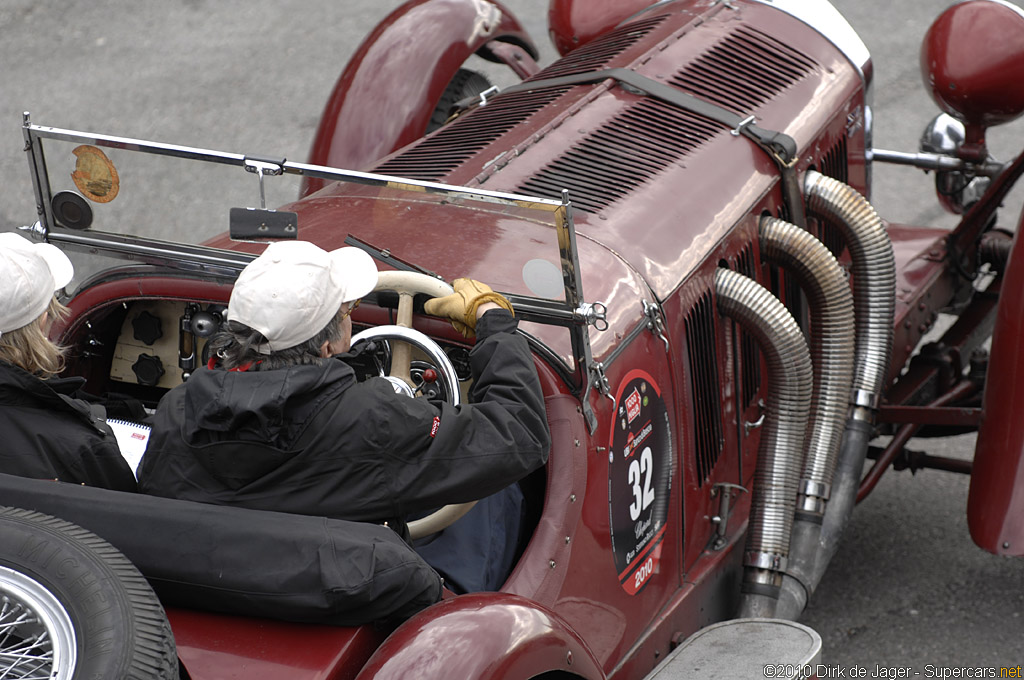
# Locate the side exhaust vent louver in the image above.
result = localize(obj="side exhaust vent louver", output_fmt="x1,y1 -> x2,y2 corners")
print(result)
669,26 -> 818,114
817,137 -> 849,257
517,98 -> 720,212
821,135 -> 848,185
734,243 -> 762,409
535,14 -> 670,79
685,289 -> 724,487
373,86 -> 573,181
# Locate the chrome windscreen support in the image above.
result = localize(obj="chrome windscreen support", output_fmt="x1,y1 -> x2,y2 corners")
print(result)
243,156 -> 285,210
554,189 -> 606,433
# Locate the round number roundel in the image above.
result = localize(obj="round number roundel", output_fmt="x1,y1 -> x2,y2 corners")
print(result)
608,369 -> 673,595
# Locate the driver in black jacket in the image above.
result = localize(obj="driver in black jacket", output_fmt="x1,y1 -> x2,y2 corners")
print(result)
138,241 -> 550,593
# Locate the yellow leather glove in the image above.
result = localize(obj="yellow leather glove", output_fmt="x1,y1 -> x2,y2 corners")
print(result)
424,278 -> 514,338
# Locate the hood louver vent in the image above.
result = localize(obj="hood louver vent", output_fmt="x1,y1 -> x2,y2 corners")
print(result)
372,13 -> 672,182
535,14 -> 670,79
669,26 -> 818,114
373,86 -> 572,181
686,289 -> 724,487
516,98 -> 721,212
517,26 -> 818,212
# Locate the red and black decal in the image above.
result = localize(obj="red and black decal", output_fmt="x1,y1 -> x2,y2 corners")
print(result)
608,369 -> 673,596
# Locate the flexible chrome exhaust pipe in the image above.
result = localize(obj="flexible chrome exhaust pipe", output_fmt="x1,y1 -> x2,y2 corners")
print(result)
805,171 -> 895,422
715,268 -> 813,619
759,217 -> 856,516
775,171 -> 896,619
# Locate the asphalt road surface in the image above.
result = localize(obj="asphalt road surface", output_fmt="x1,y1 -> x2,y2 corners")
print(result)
2,0 -> 1022,672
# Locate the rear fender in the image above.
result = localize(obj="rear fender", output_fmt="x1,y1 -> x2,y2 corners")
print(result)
970,205 -> 1024,555
354,593 -> 605,680
301,0 -> 539,197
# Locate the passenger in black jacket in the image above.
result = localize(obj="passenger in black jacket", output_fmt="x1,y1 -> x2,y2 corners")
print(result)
0,232 -> 136,491
138,241 -> 550,592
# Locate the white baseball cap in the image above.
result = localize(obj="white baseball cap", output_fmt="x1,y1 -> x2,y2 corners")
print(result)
227,241 -> 378,351
0,232 -> 75,337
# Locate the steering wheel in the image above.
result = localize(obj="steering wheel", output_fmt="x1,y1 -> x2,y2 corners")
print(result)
349,271 -> 476,539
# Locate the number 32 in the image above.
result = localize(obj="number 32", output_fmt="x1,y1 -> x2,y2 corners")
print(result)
628,446 -> 655,521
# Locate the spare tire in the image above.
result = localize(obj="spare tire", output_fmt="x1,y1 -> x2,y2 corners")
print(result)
0,506 -> 177,679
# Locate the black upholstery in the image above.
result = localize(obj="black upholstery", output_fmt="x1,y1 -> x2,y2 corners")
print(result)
0,473 -> 441,625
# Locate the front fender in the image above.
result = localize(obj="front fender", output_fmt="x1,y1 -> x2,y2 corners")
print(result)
301,0 -> 538,197
970,205 -> 1024,556
355,593 -> 605,680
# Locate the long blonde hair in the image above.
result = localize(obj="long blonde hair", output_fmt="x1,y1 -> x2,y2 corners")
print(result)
0,297 -> 69,378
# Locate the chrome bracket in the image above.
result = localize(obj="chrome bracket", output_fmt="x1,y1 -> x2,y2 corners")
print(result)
743,398 -> 766,436
642,299 -> 669,352
478,85 -> 501,107
590,361 -> 615,404
709,482 -> 747,550
730,114 -> 756,137
244,156 -> 285,210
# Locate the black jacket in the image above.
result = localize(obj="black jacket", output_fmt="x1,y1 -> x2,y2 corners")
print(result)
0,361 -> 137,491
138,311 -> 550,529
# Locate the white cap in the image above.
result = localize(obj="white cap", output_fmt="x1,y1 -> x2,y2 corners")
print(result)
227,241 -> 378,352
0,232 -> 75,337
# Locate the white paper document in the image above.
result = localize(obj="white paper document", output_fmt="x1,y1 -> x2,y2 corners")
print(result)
107,419 -> 151,478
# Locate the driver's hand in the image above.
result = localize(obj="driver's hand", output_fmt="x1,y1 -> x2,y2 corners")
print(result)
424,278 -> 513,338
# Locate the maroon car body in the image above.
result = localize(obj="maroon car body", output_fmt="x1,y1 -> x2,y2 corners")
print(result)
7,0 -> 1024,678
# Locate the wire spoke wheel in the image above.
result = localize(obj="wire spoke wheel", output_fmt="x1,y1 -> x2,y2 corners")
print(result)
0,507 -> 177,679
0,565 -> 76,679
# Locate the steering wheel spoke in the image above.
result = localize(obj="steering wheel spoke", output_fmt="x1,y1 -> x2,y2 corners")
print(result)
391,292 -> 416,386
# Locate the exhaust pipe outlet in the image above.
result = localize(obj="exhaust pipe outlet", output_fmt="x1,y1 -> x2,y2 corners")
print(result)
714,268 -> 813,618
775,172 -> 896,619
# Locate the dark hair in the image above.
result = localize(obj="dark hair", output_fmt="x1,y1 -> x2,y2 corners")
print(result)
209,309 -> 344,371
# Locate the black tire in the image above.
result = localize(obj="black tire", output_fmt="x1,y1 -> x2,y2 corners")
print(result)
426,68 -> 493,133
0,506 -> 177,679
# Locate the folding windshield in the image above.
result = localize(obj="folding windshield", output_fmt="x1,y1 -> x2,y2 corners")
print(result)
22,115 -> 607,429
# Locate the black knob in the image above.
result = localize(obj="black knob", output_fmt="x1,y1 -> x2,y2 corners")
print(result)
132,311 -> 163,345
131,353 -> 165,386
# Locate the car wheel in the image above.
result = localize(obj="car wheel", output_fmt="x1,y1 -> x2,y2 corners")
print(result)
427,68 -> 493,133
0,506 -> 177,679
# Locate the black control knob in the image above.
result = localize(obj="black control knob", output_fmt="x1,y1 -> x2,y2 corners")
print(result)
131,353 -> 165,386
132,311 -> 163,346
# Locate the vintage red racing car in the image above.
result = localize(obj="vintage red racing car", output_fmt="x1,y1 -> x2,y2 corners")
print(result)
3,0 -> 1024,677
